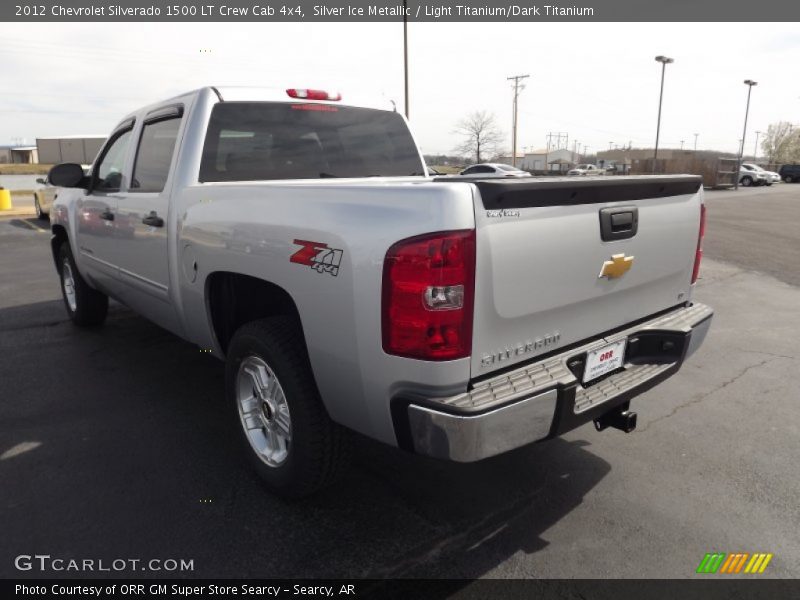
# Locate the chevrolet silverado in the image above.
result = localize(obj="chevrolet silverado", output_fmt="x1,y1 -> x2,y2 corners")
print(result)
47,86 -> 712,497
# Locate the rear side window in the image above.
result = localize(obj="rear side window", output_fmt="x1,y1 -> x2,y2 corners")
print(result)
131,116 -> 181,193
199,102 -> 424,182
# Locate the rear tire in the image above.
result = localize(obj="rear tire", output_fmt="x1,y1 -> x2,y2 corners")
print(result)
226,317 -> 351,499
785,176 -> 794,183
57,242 -> 108,327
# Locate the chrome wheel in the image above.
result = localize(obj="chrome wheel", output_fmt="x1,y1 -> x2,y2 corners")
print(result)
62,259 -> 77,312
236,356 -> 292,467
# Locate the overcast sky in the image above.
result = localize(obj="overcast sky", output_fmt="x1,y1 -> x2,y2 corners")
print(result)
0,22 -> 798,156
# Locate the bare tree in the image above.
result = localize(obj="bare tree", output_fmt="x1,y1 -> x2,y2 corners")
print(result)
762,121 -> 800,164
453,111 -> 505,164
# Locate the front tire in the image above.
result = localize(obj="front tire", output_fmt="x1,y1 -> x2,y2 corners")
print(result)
785,176 -> 794,183
226,317 -> 350,498
58,242 -> 108,327
34,194 -> 47,220
740,176 -> 753,187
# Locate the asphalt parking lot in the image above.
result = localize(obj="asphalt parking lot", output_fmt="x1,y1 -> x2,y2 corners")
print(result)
1,183 -> 799,581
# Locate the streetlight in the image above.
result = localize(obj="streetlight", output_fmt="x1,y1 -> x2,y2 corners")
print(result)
734,79 -> 757,191
680,140 -> 685,150
653,55 -> 674,173
693,133 -> 699,151
753,130 -> 761,162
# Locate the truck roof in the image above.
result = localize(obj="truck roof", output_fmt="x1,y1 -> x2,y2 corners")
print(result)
117,86 -> 397,125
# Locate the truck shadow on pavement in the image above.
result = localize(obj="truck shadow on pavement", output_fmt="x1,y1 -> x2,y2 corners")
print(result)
0,301 -> 610,580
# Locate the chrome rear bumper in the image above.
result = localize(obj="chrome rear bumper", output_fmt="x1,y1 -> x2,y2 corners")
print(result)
404,303 -> 713,462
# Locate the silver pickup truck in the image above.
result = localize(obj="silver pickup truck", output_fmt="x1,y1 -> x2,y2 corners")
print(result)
48,86 -> 712,498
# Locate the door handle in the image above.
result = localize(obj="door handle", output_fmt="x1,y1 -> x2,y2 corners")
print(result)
142,211 -> 164,227
99,210 -> 115,221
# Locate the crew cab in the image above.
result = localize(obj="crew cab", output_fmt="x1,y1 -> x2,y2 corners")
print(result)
48,87 -> 712,498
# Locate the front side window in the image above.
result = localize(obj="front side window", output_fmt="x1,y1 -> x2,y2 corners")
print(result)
131,117 -> 181,193
200,102 -> 424,182
94,129 -> 133,191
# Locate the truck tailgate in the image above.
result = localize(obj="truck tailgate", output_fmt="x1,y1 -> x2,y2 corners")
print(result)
470,175 -> 703,377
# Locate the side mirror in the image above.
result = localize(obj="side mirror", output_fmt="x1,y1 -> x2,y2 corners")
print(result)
48,163 -> 87,188
35,177 -> 46,185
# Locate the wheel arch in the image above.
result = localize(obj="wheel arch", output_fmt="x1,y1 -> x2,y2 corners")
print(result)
204,271 -> 305,357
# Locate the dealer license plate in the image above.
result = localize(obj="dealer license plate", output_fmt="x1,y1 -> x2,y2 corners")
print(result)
583,339 -> 627,384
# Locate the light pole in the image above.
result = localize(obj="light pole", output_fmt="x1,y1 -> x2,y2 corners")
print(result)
734,79 -> 757,191
753,130 -> 761,161
693,133 -> 699,152
403,0 -> 409,118
680,140 -> 685,150
653,55 -> 674,174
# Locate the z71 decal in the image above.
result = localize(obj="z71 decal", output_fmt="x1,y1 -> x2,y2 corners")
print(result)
290,239 -> 343,277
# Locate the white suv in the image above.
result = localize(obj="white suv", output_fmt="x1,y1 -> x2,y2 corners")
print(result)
741,163 -> 779,186
739,165 -> 769,187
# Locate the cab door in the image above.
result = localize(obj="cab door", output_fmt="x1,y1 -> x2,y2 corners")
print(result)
74,121 -> 135,295
111,105 -> 184,334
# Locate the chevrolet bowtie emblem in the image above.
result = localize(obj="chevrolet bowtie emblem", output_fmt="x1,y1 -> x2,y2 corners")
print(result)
599,253 -> 634,279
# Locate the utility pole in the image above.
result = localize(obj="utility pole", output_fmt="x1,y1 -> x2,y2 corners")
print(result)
753,130 -> 761,161
693,133 -> 699,151
507,74 -> 530,167
403,0 -> 409,119
681,140 -> 685,150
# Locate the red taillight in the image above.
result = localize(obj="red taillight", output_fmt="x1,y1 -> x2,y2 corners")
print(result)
286,89 -> 341,101
691,204 -> 706,284
382,230 -> 476,361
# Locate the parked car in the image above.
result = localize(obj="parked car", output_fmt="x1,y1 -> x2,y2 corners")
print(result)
458,163 -> 531,177
741,163 -> 779,186
779,164 -> 800,183
48,86 -> 712,498
568,164 -> 606,176
33,176 -> 57,219
34,166 -> 90,219
739,166 -> 769,187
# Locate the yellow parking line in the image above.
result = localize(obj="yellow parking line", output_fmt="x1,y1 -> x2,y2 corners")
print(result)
15,219 -> 47,233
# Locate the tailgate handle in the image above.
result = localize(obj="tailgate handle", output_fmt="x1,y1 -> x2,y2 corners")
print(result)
599,206 -> 638,241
